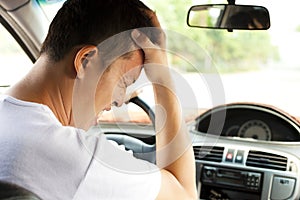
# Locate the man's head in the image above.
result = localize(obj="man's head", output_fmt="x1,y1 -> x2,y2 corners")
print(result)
40,0 -> 157,63
42,0 -> 163,129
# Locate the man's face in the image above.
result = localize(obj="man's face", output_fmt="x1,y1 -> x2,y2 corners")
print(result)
95,50 -> 144,114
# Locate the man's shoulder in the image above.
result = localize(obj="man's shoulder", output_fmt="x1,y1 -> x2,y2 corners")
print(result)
0,94 -> 61,126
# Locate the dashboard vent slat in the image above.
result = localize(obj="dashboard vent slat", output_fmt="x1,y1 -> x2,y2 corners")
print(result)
246,150 -> 287,171
193,146 -> 224,162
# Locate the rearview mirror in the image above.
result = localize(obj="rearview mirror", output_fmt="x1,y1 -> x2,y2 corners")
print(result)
187,4 -> 270,30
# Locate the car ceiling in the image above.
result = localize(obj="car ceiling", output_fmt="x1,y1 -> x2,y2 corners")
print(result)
0,0 -> 29,11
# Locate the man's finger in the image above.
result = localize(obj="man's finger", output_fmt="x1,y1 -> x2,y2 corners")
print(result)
131,29 -> 156,49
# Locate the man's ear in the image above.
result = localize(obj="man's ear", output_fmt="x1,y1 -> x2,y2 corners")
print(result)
74,45 -> 98,79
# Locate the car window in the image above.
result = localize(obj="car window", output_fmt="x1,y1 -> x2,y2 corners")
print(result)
0,0 -> 65,95
38,0 -> 66,21
0,24 -> 32,94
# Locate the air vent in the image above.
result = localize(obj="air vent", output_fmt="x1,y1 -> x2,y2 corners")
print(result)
246,150 -> 287,171
193,146 -> 224,162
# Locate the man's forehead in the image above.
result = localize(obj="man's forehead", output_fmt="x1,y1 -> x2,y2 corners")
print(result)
116,50 -> 143,75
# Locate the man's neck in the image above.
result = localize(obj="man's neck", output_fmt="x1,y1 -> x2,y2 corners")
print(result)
6,55 -> 76,126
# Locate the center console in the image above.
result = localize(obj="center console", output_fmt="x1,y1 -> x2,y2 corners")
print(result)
198,165 -> 262,200
194,144 -> 299,200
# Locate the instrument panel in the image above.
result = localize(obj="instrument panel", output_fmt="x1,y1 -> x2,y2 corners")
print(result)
195,103 -> 300,141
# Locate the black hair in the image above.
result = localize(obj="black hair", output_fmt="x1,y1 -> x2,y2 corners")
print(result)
40,0 -> 156,62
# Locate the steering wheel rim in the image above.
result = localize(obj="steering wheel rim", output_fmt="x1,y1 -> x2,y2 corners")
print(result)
106,96 -> 156,163
129,96 -> 156,129
105,134 -> 156,163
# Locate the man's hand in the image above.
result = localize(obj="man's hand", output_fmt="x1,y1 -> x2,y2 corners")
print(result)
131,28 -> 171,86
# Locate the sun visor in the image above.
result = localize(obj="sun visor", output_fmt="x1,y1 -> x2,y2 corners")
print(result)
0,0 -> 30,11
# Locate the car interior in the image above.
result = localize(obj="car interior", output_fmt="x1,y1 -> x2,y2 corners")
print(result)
1,0 -> 300,199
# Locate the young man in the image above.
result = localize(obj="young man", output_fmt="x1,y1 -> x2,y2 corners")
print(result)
0,0 -> 197,199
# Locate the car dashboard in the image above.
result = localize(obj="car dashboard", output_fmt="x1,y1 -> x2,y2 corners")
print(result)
190,103 -> 300,199
100,103 -> 300,200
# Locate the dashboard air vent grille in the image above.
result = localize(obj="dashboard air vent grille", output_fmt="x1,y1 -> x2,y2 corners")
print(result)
246,150 -> 287,171
193,146 -> 224,162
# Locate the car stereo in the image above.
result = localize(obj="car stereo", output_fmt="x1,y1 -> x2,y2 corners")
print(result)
201,166 -> 263,192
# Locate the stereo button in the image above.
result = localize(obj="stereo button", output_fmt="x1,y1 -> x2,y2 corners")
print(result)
235,150 -> 244,163
226,149 -> 235,162
271,176 -> 295,200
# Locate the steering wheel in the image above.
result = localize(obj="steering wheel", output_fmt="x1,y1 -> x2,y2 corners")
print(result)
105,96 -> 156,163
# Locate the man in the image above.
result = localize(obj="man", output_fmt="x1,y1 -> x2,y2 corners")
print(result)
0,0 -> 197,199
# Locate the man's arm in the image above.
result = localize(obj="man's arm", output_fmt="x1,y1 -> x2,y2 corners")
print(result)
154,81 -> 197,200
131,28 -> 197,200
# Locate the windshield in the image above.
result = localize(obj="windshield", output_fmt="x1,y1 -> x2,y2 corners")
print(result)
5,0 -> 300,124
140,0 -> 300,118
